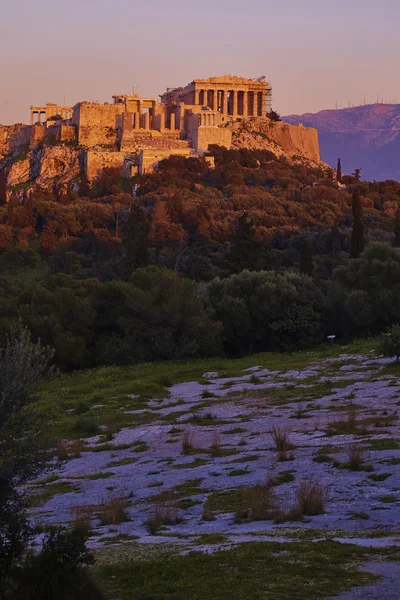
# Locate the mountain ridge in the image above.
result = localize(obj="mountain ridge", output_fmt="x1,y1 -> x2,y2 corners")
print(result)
283,103 -> 400,181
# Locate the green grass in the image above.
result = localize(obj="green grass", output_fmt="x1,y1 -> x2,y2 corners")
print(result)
95,540 -> 395,600
368,473 -> 392,482
30,340 -> 379,440
379,495 -> 398,504
368,438 -> 400,451
29,481 -> 81,507
150,479 -> 206,504
194,533 -> 228,545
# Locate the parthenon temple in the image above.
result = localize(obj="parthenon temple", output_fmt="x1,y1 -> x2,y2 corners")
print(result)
161,75 -> 271,119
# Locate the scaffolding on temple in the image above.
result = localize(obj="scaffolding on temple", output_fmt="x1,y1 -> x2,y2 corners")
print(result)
266,83 -> 273,112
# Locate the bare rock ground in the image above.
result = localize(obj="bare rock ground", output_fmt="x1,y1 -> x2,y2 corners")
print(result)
29,351 -> 400,595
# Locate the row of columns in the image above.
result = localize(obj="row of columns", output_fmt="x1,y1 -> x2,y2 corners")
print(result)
126,111 -> 177,132
199,113 -> 218,127
30,109 -> 72,125
194,89 -> 266,117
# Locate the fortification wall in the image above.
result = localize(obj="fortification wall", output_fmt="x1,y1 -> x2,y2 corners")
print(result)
139,148 -> 195,174
229,118 -> 320,162
273,122 -> 320,161
44,124 -> 77,144
196,127 -> 232,152
85,150 -> 126,182
7,125 -> 32,155
73,103 -> 125,147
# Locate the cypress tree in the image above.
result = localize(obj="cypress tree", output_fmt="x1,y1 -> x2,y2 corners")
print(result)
300,239 -> 313,276
229,212 -> 260,272
125,204 -> 151,275
393,206 -> 400,248
350,192 -> 364,258
0,168 -> 6,205
336,158 -> 342,183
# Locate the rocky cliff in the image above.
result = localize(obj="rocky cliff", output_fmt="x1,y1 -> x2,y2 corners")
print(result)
227,118 -> 321,164
1,117 -> 323,202
284,104 -> 400,181
4,142 -> 83,199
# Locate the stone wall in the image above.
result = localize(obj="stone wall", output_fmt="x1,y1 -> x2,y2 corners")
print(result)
2,124 -> 46,156
139,148 -> 195,174
85,150 -> 126,182
196,126 -> 232,152
229,118 -> 320,162
44,124 -> 77,144
73,102 -> 125,147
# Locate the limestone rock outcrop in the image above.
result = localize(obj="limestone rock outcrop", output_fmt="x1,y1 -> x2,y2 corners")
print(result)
228,119 -> 320,163
5,143 -> 82,198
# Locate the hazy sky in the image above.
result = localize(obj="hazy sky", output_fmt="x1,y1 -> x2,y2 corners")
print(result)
1,0 -> 399,124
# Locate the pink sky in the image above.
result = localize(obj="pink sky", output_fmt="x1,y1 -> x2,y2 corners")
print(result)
1,0 -> 400,124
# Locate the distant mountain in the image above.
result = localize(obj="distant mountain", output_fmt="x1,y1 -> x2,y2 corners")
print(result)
283,104 -> 400,182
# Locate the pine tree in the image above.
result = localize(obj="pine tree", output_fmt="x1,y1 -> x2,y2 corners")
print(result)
229,212 -> 260,272
125,204 -> 151,275
352,168 -> 362,183
300,240 -> 313,276
350,192 -> 365,258
336,158 -> 342,183
393,206 -> 400,248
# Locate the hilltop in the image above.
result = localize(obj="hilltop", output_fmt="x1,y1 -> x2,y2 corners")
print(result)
284,103 -> 400,181
0,75 -> 321,202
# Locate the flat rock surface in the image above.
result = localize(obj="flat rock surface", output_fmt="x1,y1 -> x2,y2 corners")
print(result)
29,351 -> 400,595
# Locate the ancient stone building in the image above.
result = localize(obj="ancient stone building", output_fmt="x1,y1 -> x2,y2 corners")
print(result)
1,75 -> 321,192
30,103 -> 73,124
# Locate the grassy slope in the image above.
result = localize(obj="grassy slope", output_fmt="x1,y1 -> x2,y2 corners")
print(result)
34,337 -> 400,599
94,540 -> 400,600
32,338 -> 378,440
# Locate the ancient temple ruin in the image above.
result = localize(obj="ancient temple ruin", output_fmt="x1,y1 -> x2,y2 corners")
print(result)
1,75 -> 319,188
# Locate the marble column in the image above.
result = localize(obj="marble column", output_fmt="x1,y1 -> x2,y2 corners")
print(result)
170,113 -> 176,131
212,89 -> 218,111
231,91 -> 237,117
144,112 -> 150,130
134,112 -> 140,129
222,91 -> 228,115
243,92 -> 248,117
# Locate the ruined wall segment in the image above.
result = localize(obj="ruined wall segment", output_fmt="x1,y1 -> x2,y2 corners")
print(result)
85,150 -> 126,182
73,102 -> 125,147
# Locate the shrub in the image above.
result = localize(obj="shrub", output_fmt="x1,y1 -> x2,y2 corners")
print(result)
271,425 -> 293,461
210,431 -> 221,457
347,444 -> 366,471
74,417 -> 100,436
295,479 -> 326,516
271,425 -> 291,452
57,440 -> 69,461
181,428 -> 196,455
206,270 -> 324,355
69,440 -> 84,458
378,324 -> 400,362
145,502 -> 182,535
99,496 -> 129,525
70,505 -> 94,535
19,527 -> 103,600
234,485 -> 277,523
327,408 -> 359,435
